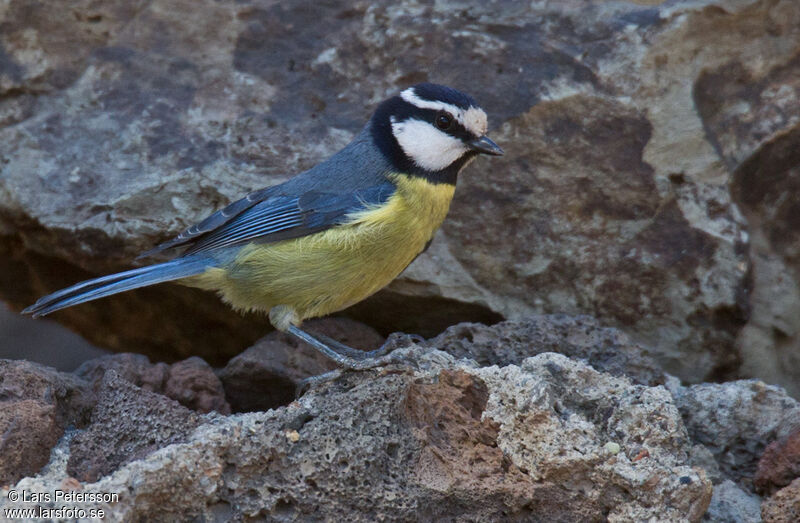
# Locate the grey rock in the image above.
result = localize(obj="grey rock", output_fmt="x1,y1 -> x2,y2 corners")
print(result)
75,353 -> 170,394
67,370 -> 201,482
5,0 -> 800,392
430,315 -> 665,386
1,349 -> 712,521
705,480 -> 762,523
75,352 -> 230,414
0,302 -> 107,372
669,379 -> 800,489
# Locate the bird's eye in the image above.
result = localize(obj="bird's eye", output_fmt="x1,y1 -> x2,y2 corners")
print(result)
435,111 -> 453,131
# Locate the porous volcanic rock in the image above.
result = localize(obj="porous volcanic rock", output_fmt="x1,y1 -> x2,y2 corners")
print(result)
0,348 -> 713,521
430,314 -> 665,386
67,370 -> 202,482
217,317 -> 384,412
755,428 -> 800,496
0,360 -> 92,485
668,379 -> 800,490
761,478 -> 800,523
75,352 -> 230,414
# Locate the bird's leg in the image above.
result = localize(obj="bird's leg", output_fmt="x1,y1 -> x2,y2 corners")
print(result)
271,305 -> 421,370
311,332 -> 395,360
295,368 -> 344,396
293,332 -> 426,395
287,325 -> 394,370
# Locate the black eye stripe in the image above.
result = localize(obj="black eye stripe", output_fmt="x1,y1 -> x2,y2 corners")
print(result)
384,97 -> 477,140
410,108 -> 473,140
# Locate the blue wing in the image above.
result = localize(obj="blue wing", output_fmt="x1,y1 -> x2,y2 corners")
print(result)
142,181 -> 396,257
141,126 -> 398,257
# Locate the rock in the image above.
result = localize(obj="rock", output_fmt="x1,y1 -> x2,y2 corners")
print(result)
695,19 -> 800,396
471,353 -> 712,521
668,379 -> 800,489
218,317 -> 383,412
705,480 -> 763,523
0,359 -> 94,425
725,56 -> 800,398
0,359 -> 93,485
755,428 -> 800,496
5,0 -> 800,393
1,348 -> 712,520
430,315 -> 665,385
75,352 -> 169,394
67,370 -> 201,482
687,442 -> 723,485
0,399 -> 60,487
164,357 -> 230,415
761,478 -> 800,523
75,352 -> 229,414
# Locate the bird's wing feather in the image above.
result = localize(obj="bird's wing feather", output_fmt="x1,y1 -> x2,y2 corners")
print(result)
138,187 -> 275,257
142,182 -> 395,257
141,126 -> 395,257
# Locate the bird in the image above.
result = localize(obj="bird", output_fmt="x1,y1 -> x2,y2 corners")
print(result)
23,82 -> 503,370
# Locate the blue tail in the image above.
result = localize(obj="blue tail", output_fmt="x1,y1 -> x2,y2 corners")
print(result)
22,255 -> 215,317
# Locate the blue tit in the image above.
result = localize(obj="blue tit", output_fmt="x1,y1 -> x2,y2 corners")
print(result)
24,83 -> 503,369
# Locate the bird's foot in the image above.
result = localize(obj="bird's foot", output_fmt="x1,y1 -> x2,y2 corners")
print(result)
289,327 -> 426,395
287,325 -> 424,370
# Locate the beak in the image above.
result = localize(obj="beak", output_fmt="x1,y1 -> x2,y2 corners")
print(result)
468,135 -> 504,156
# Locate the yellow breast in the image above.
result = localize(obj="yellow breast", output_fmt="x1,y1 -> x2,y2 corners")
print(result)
187,174 -> 456,323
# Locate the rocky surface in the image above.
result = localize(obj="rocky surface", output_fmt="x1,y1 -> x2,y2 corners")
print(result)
67,370 -> 202,483
217,317 -> 384,412
2,317 -> 798,520
0,353 -> 229,487
755,428 -> 800,496
429,315 -> 666,386
2,0 -> 800,519
0,0 -> 798,395
0,360 -> 93,486
0,302 -> 106,372
705,480 -> 763,523
668,379 -> 800,490
75,352 -> 230,414
0,345 -> 713,521
761,478 -> 800,523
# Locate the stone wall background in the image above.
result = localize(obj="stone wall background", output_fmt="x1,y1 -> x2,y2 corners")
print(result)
0,0 -> 799,396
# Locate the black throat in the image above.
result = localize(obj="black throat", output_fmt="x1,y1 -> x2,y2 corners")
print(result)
369,96 -> 474,186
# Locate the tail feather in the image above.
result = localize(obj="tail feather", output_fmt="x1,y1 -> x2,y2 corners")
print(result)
22,256 -> 214,317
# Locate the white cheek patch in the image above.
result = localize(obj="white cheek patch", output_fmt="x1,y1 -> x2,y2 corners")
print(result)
400,87 -> 488,137
391,117 -> 468,172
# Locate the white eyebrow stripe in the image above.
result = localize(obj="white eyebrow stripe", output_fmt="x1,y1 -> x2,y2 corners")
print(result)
400,87 -> 489,137
401,88 -> 462,116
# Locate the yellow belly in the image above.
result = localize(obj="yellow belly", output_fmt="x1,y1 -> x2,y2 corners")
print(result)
185,174 -> 455,324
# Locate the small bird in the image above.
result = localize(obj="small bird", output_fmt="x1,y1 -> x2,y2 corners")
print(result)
24,83 -> 503,369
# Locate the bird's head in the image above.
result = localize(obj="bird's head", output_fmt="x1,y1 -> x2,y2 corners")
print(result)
370,83 -> 503,184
